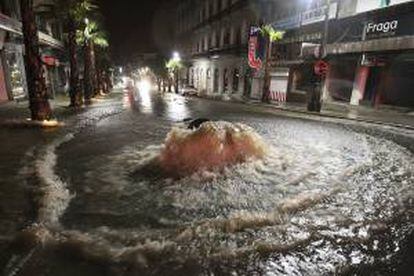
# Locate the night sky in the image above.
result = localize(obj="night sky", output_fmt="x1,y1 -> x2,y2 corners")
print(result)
99,0 -> 172,64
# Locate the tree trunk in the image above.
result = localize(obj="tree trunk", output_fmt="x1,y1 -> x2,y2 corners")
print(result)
96,69 -> 102,94
157,79 -> 161,91
68,16 -> 82,107
20,0 -> 52,120
174,70 -> 179,94
168,80 -> 172,92
90,42 -> 98,96
105,71 -> 112,93
83,40 -> 93,103
261,37 -> 272,103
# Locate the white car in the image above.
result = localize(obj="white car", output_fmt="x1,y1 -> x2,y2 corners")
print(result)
181,86 -> 198,97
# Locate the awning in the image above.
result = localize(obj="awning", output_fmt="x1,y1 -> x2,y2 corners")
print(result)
327,35 -> 414,55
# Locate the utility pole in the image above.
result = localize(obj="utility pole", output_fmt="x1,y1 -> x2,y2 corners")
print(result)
320,0 -> 331,60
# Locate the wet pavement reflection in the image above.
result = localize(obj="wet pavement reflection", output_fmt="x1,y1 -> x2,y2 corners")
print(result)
1,88 -> 413,276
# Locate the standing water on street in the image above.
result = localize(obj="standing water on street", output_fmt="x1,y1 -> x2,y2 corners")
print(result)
1,89 -> 412,276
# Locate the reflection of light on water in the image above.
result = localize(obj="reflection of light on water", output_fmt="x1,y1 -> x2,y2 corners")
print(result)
138,79 -> 153,113
165,95 -> 190,120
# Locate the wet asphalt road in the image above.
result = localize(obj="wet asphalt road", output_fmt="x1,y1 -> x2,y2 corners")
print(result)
0,88 -> 413,276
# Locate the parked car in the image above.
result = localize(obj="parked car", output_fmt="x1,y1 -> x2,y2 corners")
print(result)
181,85 -> 198,97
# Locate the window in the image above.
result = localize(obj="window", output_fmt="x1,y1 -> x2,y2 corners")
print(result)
223,68 -> 229,93
235,26 -> 242,45
223,0 -> 229,10
209,1 -> 214,17
232,69 -> 239,93
223,28 -> 230,45
213,68 -> 219,92
204,36 -> 209,51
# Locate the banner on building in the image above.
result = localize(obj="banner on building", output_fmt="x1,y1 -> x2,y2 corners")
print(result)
248,26 -> 265,70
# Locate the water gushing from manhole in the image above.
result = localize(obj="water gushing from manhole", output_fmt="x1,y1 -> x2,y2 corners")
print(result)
159,121 -> 267,177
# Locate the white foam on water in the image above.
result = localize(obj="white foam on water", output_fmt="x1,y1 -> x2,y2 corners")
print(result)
35,134 -> 75,226
9,117 -> 413,274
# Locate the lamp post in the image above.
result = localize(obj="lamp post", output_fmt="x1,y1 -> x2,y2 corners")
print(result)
172,52 -> 181,94
320,0 -> 331,60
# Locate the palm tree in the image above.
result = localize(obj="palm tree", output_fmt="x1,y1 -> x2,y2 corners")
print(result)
95,47 -> 112,94
20,0 -> 52,120
149,56 -> 168,92
61,0 -> 84,107
57,0 -> 89,107
166,57 -> 183,94
77,19 -> 108,102
260,25 -> 284,103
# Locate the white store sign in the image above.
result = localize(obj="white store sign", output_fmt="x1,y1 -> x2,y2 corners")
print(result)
301,2 -> 338,26
356,0 -> 411,13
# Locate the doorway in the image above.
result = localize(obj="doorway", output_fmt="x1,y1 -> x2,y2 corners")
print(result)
362,67 -> 381,105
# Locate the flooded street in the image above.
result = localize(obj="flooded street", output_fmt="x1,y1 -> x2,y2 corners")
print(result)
1,89 -> 413,276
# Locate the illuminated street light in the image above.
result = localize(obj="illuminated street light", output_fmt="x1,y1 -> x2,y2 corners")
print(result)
173,51 -> 181,62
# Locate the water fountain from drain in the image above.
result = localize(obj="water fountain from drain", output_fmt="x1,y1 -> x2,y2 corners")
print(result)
158,120 -> 268,178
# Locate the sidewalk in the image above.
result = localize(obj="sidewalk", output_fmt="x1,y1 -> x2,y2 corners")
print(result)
0,92 -> 121,125
244,99 -> 414,130
0,94 -> 73,122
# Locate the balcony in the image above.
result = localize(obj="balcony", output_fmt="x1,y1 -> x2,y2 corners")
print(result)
0,12 -> 63,49
192,43 -> 247,59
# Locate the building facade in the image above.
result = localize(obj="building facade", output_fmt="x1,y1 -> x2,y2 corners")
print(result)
271,0 -> 414,108
175,0 -> 281,100
175,0 -> 414,109
0,0 -> 66,103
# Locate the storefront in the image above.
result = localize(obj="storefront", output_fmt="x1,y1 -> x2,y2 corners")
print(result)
3,42 -> 27,100
327,4 -> 414,108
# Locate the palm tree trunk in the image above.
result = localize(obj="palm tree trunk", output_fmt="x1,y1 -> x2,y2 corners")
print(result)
90,42 -> 98,96
20,0 -> 52,120
174,70 -> 179,94
68,16 -> 82,107
83,40 -> 93,103
261,37 -> 272,103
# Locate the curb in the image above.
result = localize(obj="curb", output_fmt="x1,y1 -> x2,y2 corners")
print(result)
193,94 -> 414,131
247,102 -> 414,131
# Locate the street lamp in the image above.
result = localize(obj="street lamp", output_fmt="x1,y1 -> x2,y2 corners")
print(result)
172,52 -> 181,94
173,51 -> 181,62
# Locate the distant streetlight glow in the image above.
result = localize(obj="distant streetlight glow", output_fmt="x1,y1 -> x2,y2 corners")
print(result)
173,51 -> 181,62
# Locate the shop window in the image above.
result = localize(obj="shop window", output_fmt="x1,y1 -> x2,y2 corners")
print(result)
4,47 -> 27,99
